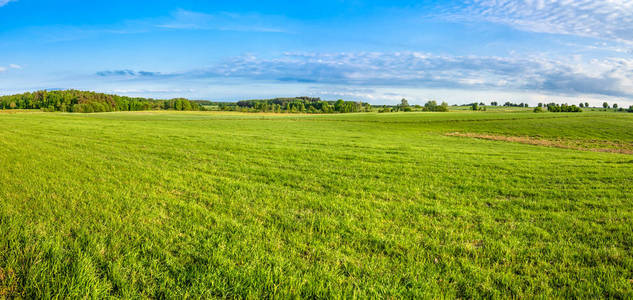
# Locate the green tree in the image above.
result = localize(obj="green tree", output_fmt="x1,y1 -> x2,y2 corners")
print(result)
183,100 -> 192,111
400,98 -> 409,108
334,99 -> 345,112
438,102 -> 449,112
424,100 -> 437,111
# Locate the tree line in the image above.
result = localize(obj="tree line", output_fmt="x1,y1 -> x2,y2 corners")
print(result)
0,90 -> 202,113
487,101 -> 529,107
0,91 -> 374,114
536,103 -> 583,112
196,97 -> 372,113
232,97 -> 371,113
376,99 -> 449,112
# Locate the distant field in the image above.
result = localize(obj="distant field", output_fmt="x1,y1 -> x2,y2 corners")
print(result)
1,111 -> 632,298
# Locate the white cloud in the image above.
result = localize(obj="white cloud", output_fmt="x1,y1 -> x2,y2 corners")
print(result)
96,70 -> 162,77
307,87 -> 381,100
15,9 -> 290,44
0,64 -> 21,73
96,52 -> 633,99
445,0 -> 633,43
0,0 -> 15,7
199,52 -> 633,98
156,9 -> 289,33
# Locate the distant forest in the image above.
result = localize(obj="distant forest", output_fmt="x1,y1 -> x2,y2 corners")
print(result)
0,90 -> 371,114
197,97 -> 371,113
0,90 -> 202,113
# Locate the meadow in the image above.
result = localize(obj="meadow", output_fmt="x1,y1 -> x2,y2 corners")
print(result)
0,110 -> 632,298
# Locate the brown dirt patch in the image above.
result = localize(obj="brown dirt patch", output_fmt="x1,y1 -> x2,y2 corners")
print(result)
0,268 -> 19,297
446,132 -> 633,155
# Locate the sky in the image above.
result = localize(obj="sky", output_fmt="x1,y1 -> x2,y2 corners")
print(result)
1,0 -> 633,105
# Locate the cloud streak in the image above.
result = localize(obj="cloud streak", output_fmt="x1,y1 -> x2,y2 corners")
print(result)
0,63 -> 21,73
205,52 -> 633,98
156,9 -> 289,33
96,69 -> 162,77
0,0 -> 15,7
14,9 -> 291,44
444,0 -> 633,43
96,52 -> 633,99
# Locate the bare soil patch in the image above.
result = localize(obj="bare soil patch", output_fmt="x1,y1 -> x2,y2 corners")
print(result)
446,132 -> 633,155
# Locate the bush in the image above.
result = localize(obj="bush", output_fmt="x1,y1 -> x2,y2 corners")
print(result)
533,107 -> 544,113
547,103 -> 582,112
436,102 -> 450,112
424,101 -> 449,112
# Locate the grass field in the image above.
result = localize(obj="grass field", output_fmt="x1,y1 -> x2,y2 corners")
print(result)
1,110 -> 632,298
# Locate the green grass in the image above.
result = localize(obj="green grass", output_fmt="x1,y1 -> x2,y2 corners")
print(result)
1,110 -> 632,298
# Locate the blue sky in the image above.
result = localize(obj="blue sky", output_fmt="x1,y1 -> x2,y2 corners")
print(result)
1,0 -> 633,105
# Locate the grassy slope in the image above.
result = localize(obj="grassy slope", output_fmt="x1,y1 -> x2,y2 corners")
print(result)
0,111 -> 632,298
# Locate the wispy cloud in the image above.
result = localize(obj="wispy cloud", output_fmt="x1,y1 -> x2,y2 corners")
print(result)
307,87 -> 382,100
13,9 -> 290,44
0,63 -> 21,73
156,9 -> 290,33
443,0 -> 633,43
207,52 -> 633,98
0,0 -> 15,7
97,52 -> 633,99
96,69 -> 163,77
